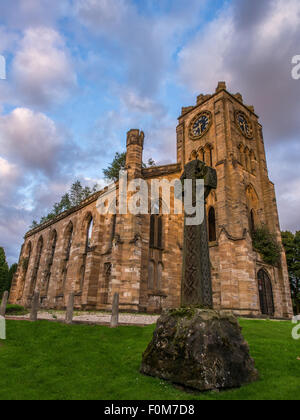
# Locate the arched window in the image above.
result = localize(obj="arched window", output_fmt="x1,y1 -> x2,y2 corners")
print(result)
148,261 -> 155,289
86,216 -> 94,251
257,269 -> 275,316
45,230 -> 57,296
65,222 -> 73,261
249,209 -> 256,234
149,215 -> 163,249
209,147 -> 213,167
208,207 -> 217,242
30,236 -> 43,296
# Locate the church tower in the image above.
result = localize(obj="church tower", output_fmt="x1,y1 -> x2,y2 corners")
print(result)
176,82 -> 293,318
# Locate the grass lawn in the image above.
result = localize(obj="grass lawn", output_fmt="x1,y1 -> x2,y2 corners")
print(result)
0,319 -> 299,400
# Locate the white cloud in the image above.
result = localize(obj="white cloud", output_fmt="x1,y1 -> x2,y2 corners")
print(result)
12,27 -> 76,107
0,108 -> 64,174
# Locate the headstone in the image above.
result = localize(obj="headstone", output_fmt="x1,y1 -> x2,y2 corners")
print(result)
180,160 -> 217,307
0,291 -> 9,317
110,293 -> 119,328
141,160 -> 259,391
0,316 -> 5,340
30,292 -> 40,322
65,293 -> 75,325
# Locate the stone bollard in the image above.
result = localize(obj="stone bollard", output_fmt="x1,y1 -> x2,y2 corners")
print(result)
0,291 -> 9,317
30,292 -> 40,322
65,293 -> 75,325
110,293 -> 119,328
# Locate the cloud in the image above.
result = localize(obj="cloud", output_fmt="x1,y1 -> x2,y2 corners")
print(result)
0,108 -> 65,175
74,0 -> 207,97
0,0 -> 71,30
10,27 -> 76,108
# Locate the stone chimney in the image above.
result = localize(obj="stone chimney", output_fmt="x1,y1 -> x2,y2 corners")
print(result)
216,81 -> 227,93
126,129 -> 144,178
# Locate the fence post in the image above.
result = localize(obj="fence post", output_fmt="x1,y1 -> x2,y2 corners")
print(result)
110,293 -> 119,328
65,293 -> 75,325
30,292 -> 40,322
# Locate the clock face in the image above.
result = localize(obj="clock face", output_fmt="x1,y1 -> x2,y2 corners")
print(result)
235,111 -> 253,139
190,111 -> 211,139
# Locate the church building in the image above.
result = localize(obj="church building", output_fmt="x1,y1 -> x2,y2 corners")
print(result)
9,82 -> 293,319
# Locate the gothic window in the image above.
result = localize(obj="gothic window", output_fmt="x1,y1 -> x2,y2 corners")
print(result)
30,236 -> 43,296
209,147 -> 213,167
148,260 -> 155,289
208,207 -> 217,242
250,209 -> 256,234
150,215 -> 156,248
258,269 -> 275,317
86,216 -> 94,251
65,222 -> 73,261
110,215 -> 117,247
149,215 -> 163,249
157,216 -> 163,249
45,230 -> 57,296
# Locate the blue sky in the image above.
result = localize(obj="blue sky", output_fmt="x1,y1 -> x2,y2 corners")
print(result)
0,0 -> 300,264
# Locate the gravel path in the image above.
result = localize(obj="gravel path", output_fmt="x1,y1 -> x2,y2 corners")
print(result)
8,311 -> 159,326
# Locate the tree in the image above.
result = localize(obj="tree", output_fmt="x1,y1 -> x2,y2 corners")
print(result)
282,231 -> 300,314
7,263 -> 18,293
0,247 -> 9,298
30,181 -> 99,229
252,226 -> 281,266
103,152 -> 127,182
103,152 -> 157,182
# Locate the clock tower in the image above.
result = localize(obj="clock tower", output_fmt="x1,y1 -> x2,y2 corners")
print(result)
176,82 -> 293,318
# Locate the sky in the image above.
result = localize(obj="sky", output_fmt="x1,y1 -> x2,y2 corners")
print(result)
0,0 -> 300,265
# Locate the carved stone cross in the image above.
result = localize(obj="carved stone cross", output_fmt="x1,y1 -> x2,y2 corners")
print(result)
181,160 -> 217,308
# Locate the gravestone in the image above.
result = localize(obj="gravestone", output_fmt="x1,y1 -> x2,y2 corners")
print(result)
30,292 -> 40,322
141,160 -> 259,391
110,293 -> 119,328
0,291 -> 9,317
65,293 -> 75,325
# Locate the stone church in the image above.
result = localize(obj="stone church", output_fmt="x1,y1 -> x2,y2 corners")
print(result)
9,82 -> 293,318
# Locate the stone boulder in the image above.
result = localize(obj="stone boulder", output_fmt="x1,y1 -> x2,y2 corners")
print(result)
140,308 -> 259,391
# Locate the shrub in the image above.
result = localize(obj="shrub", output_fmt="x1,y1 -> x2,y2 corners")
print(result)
252,226 -> 281,266
4,304 -> 28,316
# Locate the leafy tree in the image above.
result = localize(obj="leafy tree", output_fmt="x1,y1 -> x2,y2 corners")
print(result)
0,247 -> 9,298
103,152 -> 127,182
30,181 -> 99,229
103,152 -> 157,182
282,231 -> 300,314
252,226 -> 281,266
7,263 -> 18,293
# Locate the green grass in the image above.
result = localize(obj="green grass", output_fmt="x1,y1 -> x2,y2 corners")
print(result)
0,319 -> 299,400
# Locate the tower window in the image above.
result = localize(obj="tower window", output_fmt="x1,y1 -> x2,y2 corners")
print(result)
208,207 -> 217,242
150,215 -> 163,249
